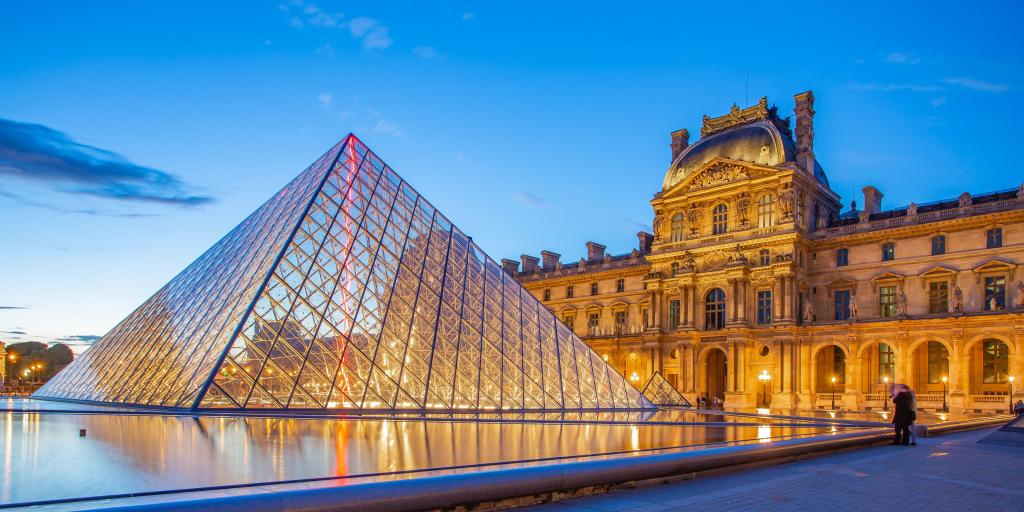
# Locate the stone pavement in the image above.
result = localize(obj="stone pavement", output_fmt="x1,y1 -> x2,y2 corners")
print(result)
521,427 -> 1024,512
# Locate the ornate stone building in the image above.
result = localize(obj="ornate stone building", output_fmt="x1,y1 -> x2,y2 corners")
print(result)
511,92 -> 1024,413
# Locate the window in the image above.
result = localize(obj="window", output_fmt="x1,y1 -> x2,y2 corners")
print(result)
986,228 -> 1003,249
642,309 -> 649,329
928,281 -> 948,314
670,212 -> 685,242
614,311 -> 627,333
878,343 -> 895,382
879,286 -> 897,318
563,315 -> 574,331
836,248 -> 849,267
587,313 -> 600,332
590,282 -> 598,296
931,235 -> 946,256
705,288 -> 726,330
983,339 -> 1009,383
835,290 -> 851,321
566,285 -> 574,298
757,193 -> 776,228
984,276 -> 1005,310
759,249 -> 770,267
615,279 -> 625,293
542,289 -> 550,301
927,341 -> 949,384
668,300 -> 681,330
757,290 -> 772,324
712,204 -> 728,235
670,262 -> 679,275
881,241 -> 895,261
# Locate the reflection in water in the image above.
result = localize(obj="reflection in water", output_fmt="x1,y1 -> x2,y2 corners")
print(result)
0,412 -> 842,505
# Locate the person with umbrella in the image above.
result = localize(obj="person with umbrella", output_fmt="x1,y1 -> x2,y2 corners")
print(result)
890,383 -> 916,445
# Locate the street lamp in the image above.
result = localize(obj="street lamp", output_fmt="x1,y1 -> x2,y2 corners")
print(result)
1010,375 -> 1016,414
941,376 -> 948,413
830,376 -> 837,410
882,376 -> 890,411
758,370 -> 771,408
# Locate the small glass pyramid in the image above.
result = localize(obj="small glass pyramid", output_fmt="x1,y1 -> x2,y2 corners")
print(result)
35,135 -> 654,412
640,372 -> 690,407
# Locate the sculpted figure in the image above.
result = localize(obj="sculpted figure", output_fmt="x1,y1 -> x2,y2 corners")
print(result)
849,295 -> 859,321
735,193 -> 751,227
686,204 -> 702,237
802,299 -> 815,323
906,202 -> 918,216
897,291 -> 908,316
958,192 -> 972,208
1015,281 -> 1024,309
952,286 -> 964,312
990,297 -> 998,311
779,185 -> 795,219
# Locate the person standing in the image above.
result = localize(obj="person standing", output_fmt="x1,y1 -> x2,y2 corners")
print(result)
892,385 -> 913,445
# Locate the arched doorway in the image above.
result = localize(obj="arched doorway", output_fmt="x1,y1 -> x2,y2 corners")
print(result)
912,341 -> 949,393
815,345 -> 846,399
705,348 -> 728,402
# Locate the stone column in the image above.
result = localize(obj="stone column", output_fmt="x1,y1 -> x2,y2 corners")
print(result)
773,278 -> 783,322
736,343 -> 746,393
800,342 -> 812,394
650,289 -> 662,331
727,343 -> 737,393
688,286 -> 697,328
737,280 -> 747,323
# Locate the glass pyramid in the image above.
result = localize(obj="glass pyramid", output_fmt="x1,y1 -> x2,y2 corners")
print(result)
640,372 -> 691,407
35,135 -> 654,412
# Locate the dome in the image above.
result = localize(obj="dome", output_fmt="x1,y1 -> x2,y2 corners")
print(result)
661,120 -> 829,190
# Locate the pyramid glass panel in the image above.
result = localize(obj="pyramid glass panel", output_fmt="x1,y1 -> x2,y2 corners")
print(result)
641,372 -> 691,407
35,134 -> 654,412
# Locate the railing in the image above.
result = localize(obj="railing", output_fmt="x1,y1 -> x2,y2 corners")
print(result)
916,394 -> 944,403
814,394 -> 841,408
863,393 -> 886,403
816,197 -> 1021,238
970,394 -> 1009,404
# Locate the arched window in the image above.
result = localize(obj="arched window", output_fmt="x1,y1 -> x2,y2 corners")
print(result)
927,341 -> 949,384
878,343 -> 895,382
759,249 -> 770,266
712,204 -> 728,235
705,288 -> 726,330
670,212 -> 685,242
983,339 -> 1009,383
757,193 -> 776,228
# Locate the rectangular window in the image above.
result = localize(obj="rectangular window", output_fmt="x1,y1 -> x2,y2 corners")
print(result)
878,343 -> 895,382
759,250 -> 770,266
931,235 -> 945,255
590,282 -> 598,296
563,315 -> 574,331
984,276 -> 1006,310
881,242 -> 895,261
668,300 -> 681,330
757,290 -> 772,324
615,278 -> 625,293
542,289 -> 550,301
614,311 -> 627,333
879,286 -> 897,318
834,290 -> 851,321
566,285 -> 574,298
927,342 -> 949,384
987,228 -> 1003,249
928,281 -> 948,314
984,340 -> 1009,383
836,248 -> 849,267
587,313 -> 599,332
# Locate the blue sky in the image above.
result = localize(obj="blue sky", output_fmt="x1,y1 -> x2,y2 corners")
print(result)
1,1 -> 1022,351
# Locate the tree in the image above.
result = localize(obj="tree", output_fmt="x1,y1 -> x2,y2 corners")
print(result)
6,342 -> 74,382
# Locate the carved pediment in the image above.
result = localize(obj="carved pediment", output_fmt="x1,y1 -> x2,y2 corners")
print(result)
668,159 -> 776,196
919,265 -> 958,279
973,259 -> 1016,274
870,271 -> 906,284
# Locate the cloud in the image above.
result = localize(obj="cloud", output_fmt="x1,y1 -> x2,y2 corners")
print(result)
2,330 -> 26,335
511,191 -> 550,209
462,12 -> 475,21
847,82 -> 941,93
317,93 -> 333,109
0,189 -> 161,217
314,42 -> 336,57
0,118 -> 213,206
372,119 -> 404,138
347,17 -> 392,49
53,334 -> 103,344
279,2 -> 392,50
931,97 -> 947,107
413,46 -> 443,61
885,52 -> 920,65
0,306 -> 28,310
620,216 -> 652,232
942,77 -> 1011,93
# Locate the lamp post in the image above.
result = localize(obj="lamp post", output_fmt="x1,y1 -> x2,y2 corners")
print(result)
1010,375 -> 1016,414
941,376 -> 948,413
830,376 -> 837,410
882,376 -> 889,411
5,354 -> 15,384
758,370 -> 771,408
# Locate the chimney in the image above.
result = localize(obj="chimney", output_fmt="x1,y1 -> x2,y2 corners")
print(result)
637,231 -> 654,253
862,186 -> 883,215
520,254 -> 540,273
585,241 -> 606,262
540,250 -> 561,271
500,258 -> 519,276
670,129 -> 690,161
793,91 -> 815,172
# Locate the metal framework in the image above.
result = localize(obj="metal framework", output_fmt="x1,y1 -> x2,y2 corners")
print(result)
35,135 -> 653,412
640,372 -> 691,407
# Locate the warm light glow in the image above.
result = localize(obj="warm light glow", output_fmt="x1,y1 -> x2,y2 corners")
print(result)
831,376 -> 837,383
941,376 -> 948,383
758,370 -> 771,382
629,372 -> 640,383
7,354 -> 14,361
602,354 -> 609,362
756,407 -> 770,415
1010,375 -> 1016,383
883,376 -> 889,383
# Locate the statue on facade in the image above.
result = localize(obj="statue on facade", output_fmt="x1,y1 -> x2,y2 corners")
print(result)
990,297 -> 999,311
1014,281 -> 1024,309
686,204 -> 702,237
849,295 -> 859,321
952,286 -> 964,312
681,251 -> 696,270
735,193 -> 751,228
906,202 -> 918,216
779,185 -> 795,219
1019,182 -> 1024,202
958,192 -> 972,208
802,299 -> 815,323
897,291 -> 908,316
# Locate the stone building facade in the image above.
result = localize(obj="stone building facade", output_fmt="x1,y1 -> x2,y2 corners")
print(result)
510,92 -> 1024,413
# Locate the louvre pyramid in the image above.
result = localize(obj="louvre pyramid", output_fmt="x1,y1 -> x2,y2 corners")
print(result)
36,135 -> 653,412
640,372 -> 691,407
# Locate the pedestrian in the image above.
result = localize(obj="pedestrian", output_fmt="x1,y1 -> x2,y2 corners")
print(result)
1015,399 -> 1024,417
906,386 -> 918,446
891,384 -> 914,446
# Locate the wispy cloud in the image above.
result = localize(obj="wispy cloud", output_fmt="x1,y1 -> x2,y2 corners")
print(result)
462,12 -> 475,21
620,216 -> 652,232
884,52 -> 920,65
942,77 -> 1011,93
511,191 -> 550,209
1,330 -> 26,335
346,17 -> 392,49
413,46 -> 443,61
0,189 -> 161,217
372,119 -> 404,138
0,306 -> 29,310
281,2 -> 392,50
931,97 -> 947,107
0,118 -> 213,206
53,334 -> 102,344
847,82 -> 941,93
317,92 -> 333,109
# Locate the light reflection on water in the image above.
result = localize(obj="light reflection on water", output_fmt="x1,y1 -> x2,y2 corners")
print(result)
0,411 -> 840,505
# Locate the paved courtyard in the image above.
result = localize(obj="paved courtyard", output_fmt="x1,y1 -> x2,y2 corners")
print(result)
522,426 -> 1023,512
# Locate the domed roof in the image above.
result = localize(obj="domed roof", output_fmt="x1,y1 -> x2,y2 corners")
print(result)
661,120 -> 830,191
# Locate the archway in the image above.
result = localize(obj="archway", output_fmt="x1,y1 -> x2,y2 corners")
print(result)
911,341 -> 949,394
814,345 -> 846,397
705,348 -> 728,402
